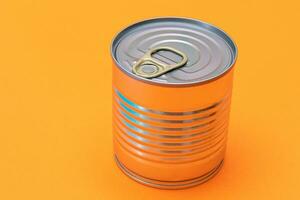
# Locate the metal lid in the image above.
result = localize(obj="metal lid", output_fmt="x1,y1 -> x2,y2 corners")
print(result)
111,17 -> 237,86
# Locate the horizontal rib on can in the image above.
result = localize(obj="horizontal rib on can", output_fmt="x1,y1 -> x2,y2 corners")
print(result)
113,89 -> 230,162
111,17 -> 237,189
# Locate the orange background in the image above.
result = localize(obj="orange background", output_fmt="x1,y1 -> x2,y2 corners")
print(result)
1,0 -> 300,199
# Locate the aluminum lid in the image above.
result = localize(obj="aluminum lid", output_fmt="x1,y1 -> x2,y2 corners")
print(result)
111,17 -> 237,86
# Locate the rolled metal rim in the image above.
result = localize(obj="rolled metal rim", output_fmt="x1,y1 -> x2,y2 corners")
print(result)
111,17 -> 238,87
115,155 -> 224,189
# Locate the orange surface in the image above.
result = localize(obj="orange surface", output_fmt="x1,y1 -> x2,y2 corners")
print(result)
0,0 -> 300,199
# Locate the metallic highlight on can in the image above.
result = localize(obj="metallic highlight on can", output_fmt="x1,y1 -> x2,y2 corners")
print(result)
111,17 -> 237,189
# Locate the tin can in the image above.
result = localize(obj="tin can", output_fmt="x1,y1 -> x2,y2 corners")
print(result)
111,17 -> 237,189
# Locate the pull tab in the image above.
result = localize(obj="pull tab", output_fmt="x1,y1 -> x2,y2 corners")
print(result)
132,46 -> 188,78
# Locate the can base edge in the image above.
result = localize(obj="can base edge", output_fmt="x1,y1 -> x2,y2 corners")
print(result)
114,155 -> 224,190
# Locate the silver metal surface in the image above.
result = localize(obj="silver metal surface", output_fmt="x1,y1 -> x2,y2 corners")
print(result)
114,116 -> 227,139
115,126 -> 227,154
115,155 -> 224,189
111,17 -> 237,86
114,120 -> 228,147
114,88 -> 228,115
112,89 -> 230,164
113,89 -> 230,139
114,97 -> 219,123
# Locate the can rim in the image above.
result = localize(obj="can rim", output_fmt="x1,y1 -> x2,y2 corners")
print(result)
110,17 -> 238,87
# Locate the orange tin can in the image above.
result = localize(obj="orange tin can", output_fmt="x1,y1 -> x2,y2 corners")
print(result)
111,18 -> 237,189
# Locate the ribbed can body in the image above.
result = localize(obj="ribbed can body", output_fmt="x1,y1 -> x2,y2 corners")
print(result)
112,65 -> 234,189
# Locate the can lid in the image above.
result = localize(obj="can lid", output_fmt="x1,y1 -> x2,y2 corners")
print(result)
111,17 -> 237,86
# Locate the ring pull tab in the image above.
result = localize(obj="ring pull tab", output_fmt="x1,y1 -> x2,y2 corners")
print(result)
132,46 -> 188,78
